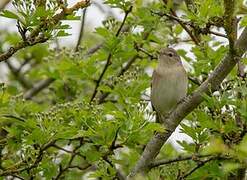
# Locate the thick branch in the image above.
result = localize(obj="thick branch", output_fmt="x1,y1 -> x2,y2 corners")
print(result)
5,60 -> 32,89
0,37 -> 48,63
128,26 -> 247,178
224,0 -> 237,51
23,78 -> 55,100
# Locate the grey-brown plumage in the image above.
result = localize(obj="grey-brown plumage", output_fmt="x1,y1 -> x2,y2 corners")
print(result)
151,48 -> 188,123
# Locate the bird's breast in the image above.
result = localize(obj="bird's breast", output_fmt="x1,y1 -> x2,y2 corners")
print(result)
151,66 -> 187,116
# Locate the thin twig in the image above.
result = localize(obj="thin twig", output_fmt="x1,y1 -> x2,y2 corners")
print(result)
188,76 -> 201,86
52,144 -> 86,159
75,8 -> 87,52
68,164 -> 91,171
209,30 -> 227,38
180,157 -> 216,179
152,10 -> 227,41
86,43 -> 103,56
0,140 -> 55,176
1,114 -> 25,122
90,6 -> 133,102
169,10 -> 200,45
8,174 -> 25,180
54,139 -> 84,179
224,0 -> 237,51
110,127 -> 120,150
135,46 -> 157,60
150,154 -> 232,169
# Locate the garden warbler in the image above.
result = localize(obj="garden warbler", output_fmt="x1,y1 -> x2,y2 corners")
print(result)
151,48 -> 188,123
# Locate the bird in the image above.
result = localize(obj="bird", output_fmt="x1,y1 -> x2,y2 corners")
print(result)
151,48 -> 188,123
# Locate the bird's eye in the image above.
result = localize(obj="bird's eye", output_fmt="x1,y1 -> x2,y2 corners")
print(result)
168,53 -> 173,57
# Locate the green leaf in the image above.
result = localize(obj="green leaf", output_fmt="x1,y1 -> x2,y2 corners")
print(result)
57,30 -> 71,37
95,27 -> 111,37
98,85 -> 113,93
240,16 -> 247,27
0,10 -> 19,20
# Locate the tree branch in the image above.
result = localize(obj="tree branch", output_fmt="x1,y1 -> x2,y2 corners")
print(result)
54,139 -> 85,179
51,144 -> 87,159
23,78 -> 55,100
0,140 -> 55,176
75,8 -> 87,52
5,60 -> 32,89
169,11 -> 200,45
180,156 -> 216,179
224,0 -> 237,51
149,154 -> 211,169
128,26 -> 247,178
0,37 -> 48,63
150,154 -> 232,169
152,10 -> 199,45
86,43 -> 103,56
209,30 -> 227,38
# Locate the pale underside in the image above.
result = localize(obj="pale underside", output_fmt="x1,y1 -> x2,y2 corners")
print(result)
151,65 -> 188,121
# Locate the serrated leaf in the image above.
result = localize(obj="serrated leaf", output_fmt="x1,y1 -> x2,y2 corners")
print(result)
98,85 -> 113,93
57,30 -> 71,37
0,10 -> 19,20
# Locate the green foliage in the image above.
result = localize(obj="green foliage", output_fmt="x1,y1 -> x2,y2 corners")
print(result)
0,0 -> 247,179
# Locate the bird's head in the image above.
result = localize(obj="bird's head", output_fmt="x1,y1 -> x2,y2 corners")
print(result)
159,48 -> 181,65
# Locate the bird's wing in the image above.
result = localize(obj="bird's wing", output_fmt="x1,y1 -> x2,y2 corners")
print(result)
151,70 -> 162,123
150,70 -> 157,111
